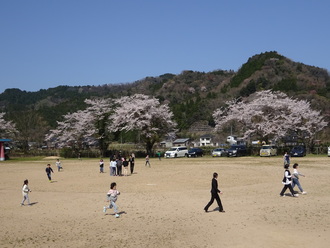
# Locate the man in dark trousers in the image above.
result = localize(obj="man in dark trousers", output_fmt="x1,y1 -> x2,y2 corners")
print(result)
204,172 -> 225,213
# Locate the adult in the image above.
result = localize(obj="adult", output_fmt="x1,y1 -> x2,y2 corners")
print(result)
123,157 -> 129,176
280,164 -> 298,197
116,158 -> 123,176
110,158 -> 117,176
129,154 -> 135,174
204,172 -> 225,213
292,163 -> 307,195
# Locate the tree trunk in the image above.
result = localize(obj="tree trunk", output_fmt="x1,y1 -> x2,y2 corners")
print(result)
145,139 -> 155,155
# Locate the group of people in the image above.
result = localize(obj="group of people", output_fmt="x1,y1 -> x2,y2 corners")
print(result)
21,151 -> 308,219
280,153 -> 307,197
99,153 -> 152,174
105,154 -> 135,176
21,159 -> 62,206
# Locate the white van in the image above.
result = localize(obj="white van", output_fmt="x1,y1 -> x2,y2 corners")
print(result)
165,146 -> 188,158
328,147 -> 330,157
227,136 -> 237,145
260,145 -> 278,157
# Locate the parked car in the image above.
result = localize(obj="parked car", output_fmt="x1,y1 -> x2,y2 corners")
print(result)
211,148 -> 228,157
260,145 -> 277,157
187,147 -> 204,157
164,146 -> 188,158
328,147 -> 330,157
290,146 -> 306,157
227,145 -> 247,157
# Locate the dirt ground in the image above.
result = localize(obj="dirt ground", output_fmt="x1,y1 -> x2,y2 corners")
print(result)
0,155 -> 329,248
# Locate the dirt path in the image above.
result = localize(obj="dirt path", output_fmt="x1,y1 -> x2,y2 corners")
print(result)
0,156 -> 329,247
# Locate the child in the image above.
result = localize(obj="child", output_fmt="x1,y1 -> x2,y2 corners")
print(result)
21,179 -> 31,206
283,152 -> 290,165
145,154 -> 151,167
292,163 -> 307,194
103,182 -> 120,218
56,159 -> 63,172
280,164 -> 298,197
45,164 -> 54,182
99,159 -> 104,173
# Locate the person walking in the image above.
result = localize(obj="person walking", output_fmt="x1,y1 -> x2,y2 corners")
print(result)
45,164 -> 54,182
103,182 -> 121,218
145,154 -> 151,167
129,154 -> 135,174
204,172 -> 225,213
292,163 -> 307,194
283,152 -> 290,165
21,179 -> 31,206
280,164 -> 298,197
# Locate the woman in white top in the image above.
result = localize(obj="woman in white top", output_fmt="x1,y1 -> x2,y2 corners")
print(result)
292,163 -> 307,194
110,159 -> 117,176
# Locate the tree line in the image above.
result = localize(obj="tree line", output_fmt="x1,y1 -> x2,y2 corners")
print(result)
1,91 -> 328,157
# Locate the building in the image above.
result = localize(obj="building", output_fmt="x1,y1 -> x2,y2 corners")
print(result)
172,138 -> 190,147
0,139 -> 11,161
200,134 -> 212,146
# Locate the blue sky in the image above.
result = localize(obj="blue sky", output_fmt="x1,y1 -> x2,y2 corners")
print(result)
1,0 -> 330,93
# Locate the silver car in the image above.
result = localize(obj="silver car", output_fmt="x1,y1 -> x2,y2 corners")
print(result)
212,148 -> 228,157
260,145 -> 277,157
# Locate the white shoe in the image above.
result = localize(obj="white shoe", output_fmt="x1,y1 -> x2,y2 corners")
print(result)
103,206 -> 107,213
293,194 -> 299,197
115,214 -> 120,218
302,191 -> 307,195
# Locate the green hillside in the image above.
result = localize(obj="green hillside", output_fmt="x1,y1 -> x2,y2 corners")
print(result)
1,51 -> 329,145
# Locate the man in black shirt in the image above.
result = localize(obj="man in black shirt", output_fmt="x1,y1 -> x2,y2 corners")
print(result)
204,172 -> 225,213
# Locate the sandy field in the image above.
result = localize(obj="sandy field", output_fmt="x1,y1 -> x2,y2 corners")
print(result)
0,155 -> 329,248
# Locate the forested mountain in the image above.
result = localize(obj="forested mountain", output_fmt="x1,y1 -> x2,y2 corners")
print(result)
1,51 -> 329,145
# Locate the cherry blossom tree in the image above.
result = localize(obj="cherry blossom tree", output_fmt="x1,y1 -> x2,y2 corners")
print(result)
213,90 -> 328,145
45,98 -> 113,156
110,94 -> 177,154
46,95 -> 177,155
0,112 -> 17,139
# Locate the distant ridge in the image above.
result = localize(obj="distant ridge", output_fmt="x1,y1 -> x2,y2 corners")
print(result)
1,51 -> 329,141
